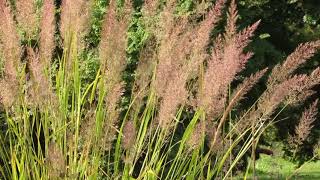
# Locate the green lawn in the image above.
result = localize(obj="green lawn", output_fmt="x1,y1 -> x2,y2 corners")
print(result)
246,155 -> 320,179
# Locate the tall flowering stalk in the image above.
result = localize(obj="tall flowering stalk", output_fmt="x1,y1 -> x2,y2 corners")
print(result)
153,0 -> 226,97
198,0 -> 260,119
288,100 -> 319,159
122,120 -> 136,150
142,0 -> 227,129
39,0 -> 56,68
27,47 -> 56,108
60,0 -> 92,48
99,0 -> 133,149
0,0 -> 21,108
292,100 -> 318,146
268,40 -> 320,87
0,0 -> 21,79
15,0 -> 38,38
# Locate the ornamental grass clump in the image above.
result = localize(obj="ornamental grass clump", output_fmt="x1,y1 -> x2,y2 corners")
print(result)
0,0 -> 319,179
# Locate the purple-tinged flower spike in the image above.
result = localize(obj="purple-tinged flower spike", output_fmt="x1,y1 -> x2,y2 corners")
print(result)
16,0 -> 37,38
40,0 -> 56,68
0,0 -> 22,79
268,40 -> 320,87
60,0 -> 92,49
0,0 -> 21,109
294,100 -> 318,145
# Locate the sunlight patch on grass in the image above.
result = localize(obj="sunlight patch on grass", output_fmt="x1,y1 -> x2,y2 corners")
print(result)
253,155 -> 320,179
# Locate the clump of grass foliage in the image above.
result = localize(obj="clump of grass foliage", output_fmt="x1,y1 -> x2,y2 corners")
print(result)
0,0 -> 320,179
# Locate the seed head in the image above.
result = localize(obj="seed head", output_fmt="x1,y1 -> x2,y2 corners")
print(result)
16,0 -> 37,37
122,120 -> 136,150
47,142 -> 66,178
40,0 -> 56,67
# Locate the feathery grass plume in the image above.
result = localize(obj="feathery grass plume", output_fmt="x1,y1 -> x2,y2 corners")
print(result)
225,0 -> 238,39
151,0 -> 214,97
39,0 -> 56,67
47,142 -> 66,179
0,79 -> 18,109
285,67 -> 320,105
249,45 -> 320,123
27,47 -> 56,107
153,17 -> 189,97
80,107 -> 96,144
237,71 -> 318,134
142,0 -> 159,17
15,0 -> 37,38
135,37 -> 157,86
99,0 -> 132,77
0,0 -> 21,108
99,0 -> 132,149
188,0 -> 226,74
210,69 -> 268,146
198,0 -> 260,119
148,0 -> 182,96
60,0 -> 92,48
230,68 -> 268,106
237,76 -> 304,133
291,100 -> 318,146
99,0 -> 132,92
79,107 -> 96,163
187,122 -> 205,150
132,38 -> 157,114
59,0 -> 71,37
122,120 -> 136,150
258,75 -> 309,118
157,32 -> 206,128
102,83 -> 125,150
151,0 -> 226,128
158,69 -> 189,129
0,0 -> 21,79
225,68 -> 268,118
308,66 -> 320,85
268,40 -> 320,87
153,0 -> 227,96
206,121 -> 223,152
